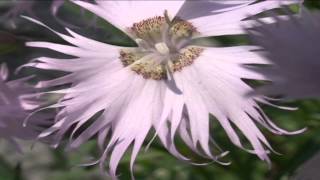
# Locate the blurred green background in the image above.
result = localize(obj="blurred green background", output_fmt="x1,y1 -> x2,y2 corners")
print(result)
1,1 -> 320,180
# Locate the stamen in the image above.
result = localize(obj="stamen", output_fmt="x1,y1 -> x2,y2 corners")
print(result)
170,19 -> 196,39
170,47 -> 204,72
130,16 -> 166,41
129,14 -> 198,42
121,11 -> 202,80
119,47 -> 203,80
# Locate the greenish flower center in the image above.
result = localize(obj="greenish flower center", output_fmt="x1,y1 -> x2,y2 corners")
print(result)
119,11 -> 203,80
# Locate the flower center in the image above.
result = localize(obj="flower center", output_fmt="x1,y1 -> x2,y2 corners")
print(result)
155,42 -> 170,55
119,11 -> 203,80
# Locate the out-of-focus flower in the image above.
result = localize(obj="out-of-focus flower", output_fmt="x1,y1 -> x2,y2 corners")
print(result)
0,63 -> 50,150
25,0 -> 304,178
292,151 -> 320,180
0,0 -> 35,18
0,0 -> 35,28
247,8 -> 320,100
0,0 -> 93,29
51,0 -> 66,16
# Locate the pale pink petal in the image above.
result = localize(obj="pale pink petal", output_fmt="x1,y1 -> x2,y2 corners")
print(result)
73,0 -> 185,36
190,0 -> 302,38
